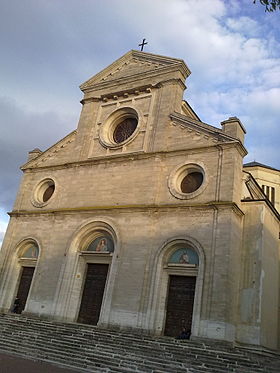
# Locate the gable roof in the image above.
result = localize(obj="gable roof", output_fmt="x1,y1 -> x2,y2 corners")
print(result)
80,50 -> 191,92
243,161 -> 279,172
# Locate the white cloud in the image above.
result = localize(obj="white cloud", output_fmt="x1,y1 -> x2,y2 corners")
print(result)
247,88 -> 280,114
226,16 -> 261,37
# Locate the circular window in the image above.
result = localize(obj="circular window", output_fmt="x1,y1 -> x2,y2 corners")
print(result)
113,118 -> 138,143
43,184 -> 55,202
31,178 -> 56,207
181,172 -> 203,194
168,163 -> 206,200
99,107 -> 139,148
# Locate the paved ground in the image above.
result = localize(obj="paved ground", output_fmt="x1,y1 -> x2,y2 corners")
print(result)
0,351 -> 79,373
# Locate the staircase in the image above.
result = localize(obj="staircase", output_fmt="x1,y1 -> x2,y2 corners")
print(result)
0,313 -> 279,373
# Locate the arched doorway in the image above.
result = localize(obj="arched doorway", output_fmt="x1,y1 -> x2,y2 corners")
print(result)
163,244 -> 200,337
53,219 -> 119,325
14,242 -> 39,314
77,231 -> 115,325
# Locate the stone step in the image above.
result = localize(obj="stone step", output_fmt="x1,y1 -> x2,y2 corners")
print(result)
0,322 -> 248,362
0,332 -> 274,365
0,338 -> 272,372
0,314 -> 243,357
0,331 -> 251,371
0,314 -> 279,373
0,316 -> 252,357
0,344 -> 187,372
0,342 -> 232,373
0,341 -> 134,373
0,336 -> 192,372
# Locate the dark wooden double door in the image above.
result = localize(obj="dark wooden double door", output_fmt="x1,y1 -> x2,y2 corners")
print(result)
16,266 -> 35,314
78,263 -> 109,325
164,275 -> 196,337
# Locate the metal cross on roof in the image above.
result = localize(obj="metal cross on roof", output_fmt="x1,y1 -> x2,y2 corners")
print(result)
138,38 -> 148,51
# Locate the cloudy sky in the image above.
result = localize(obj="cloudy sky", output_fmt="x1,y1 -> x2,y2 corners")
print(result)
0,0 -> 279,245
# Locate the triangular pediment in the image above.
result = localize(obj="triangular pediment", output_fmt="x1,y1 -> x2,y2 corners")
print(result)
21,131 -> 77,170
80,50 -> 191,92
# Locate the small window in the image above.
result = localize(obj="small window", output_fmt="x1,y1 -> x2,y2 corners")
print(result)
262,184 -> 276,205
271,187 -> 275,205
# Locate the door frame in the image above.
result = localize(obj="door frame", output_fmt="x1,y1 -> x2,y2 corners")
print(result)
147,238 -> 205,338
164,273 -> 197,337
77,262 -> 110,325
15,265 -> 36,314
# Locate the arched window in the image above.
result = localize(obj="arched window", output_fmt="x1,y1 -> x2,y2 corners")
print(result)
20,244 -> 39,259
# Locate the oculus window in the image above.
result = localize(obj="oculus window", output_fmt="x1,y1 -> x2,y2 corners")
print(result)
168,163 -> 206,200
99,107 -> 139,148
181,172 -> 203,194
113,117 -> 138,143
31,178 -> 56,207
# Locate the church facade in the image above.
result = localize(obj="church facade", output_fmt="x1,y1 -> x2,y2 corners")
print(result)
0,51 -> 279,350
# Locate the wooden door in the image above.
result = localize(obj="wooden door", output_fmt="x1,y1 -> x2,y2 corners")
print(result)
16,266 -> 35,314
164,275 -> 196,337
77,263 -> 109,325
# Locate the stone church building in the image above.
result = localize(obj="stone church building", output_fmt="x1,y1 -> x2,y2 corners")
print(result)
0,51 -> 279,351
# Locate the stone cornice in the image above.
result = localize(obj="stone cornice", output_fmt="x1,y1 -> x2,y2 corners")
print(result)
81,85 -> 154,105
156,78 -> 186,90
170,112 -> 223,135
9,201 -> 244,218
81,79 -> 186,105
21,144 -> 243,173
170,112 -> 248,157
